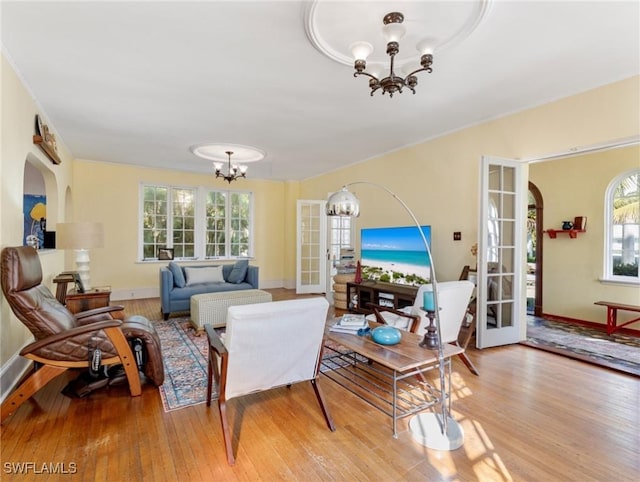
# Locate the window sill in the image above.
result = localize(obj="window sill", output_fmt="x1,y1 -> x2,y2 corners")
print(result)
137,257 -> 254,264
599,278 -> 640,287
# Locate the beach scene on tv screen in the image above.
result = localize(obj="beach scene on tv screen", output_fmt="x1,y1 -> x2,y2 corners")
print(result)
361,225 -> 431,286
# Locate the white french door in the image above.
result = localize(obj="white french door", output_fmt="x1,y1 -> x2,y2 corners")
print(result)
296,200 -> 327,294
477,156 -> 528,348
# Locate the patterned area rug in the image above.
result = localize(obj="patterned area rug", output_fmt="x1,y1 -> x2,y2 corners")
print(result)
154,317 -> 210,411
522,317 -> 640,377
153,317 -> 362,412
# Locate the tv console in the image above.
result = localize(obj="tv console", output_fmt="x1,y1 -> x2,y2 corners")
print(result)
346,281 -> 418,314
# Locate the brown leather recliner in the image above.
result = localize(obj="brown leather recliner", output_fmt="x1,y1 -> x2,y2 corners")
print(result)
1,246 -> 164,423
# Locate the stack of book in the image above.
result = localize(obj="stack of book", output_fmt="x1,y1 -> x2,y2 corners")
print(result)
329,314 -> 368,334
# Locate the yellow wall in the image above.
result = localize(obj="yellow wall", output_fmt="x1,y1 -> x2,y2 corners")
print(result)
2,44 -> 639,389
71,160 -> 290,295
299,76 -> 640,329
530,146 -> 640,326
1,54 -> 74,368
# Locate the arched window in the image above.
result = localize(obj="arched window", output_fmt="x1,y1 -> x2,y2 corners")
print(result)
604,169 -> 639,283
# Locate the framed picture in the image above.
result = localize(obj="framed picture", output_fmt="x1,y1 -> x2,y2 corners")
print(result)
157,247 -> 174,260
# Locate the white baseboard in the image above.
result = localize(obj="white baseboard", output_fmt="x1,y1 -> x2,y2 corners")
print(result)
282,279 -> 296,290
111,287 -> 159,301
111,280 -> 292,301
0,349 -> 33,405
261,279 -> 286,290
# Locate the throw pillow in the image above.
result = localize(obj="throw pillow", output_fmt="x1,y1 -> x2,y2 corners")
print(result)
168,262 -> 186,288
184,266 -> 225,286
227,259 -> 249,284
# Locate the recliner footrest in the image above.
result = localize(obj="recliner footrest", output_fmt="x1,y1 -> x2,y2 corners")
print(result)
121,315 -> 164,386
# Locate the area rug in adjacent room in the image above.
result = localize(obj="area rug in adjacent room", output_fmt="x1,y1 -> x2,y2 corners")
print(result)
522,317 -> 640,377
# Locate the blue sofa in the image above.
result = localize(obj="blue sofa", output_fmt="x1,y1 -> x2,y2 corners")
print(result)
159,261 -> 259,320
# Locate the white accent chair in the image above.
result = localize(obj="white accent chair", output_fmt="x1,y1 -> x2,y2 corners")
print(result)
370,280 -> 478,375
205,297 -> 335,465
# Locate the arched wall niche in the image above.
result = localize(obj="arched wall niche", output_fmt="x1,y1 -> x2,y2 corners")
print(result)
64,185 -> 73,222
23,152 -> 59,247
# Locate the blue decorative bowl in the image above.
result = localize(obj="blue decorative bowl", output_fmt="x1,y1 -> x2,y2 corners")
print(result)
371,325 -> 402,345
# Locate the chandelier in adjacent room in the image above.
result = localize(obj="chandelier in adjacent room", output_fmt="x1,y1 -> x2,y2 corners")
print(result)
213,151 -> 246,184
190,143 -> 265,183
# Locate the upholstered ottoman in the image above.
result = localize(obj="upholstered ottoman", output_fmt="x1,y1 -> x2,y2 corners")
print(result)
190,289 -> 272,334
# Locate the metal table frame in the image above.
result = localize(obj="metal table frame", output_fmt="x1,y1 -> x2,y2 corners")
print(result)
321,326 -> 462,437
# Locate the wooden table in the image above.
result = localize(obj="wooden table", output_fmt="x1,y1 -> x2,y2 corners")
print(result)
322,320 -> 463,437
66,287 -> 112,314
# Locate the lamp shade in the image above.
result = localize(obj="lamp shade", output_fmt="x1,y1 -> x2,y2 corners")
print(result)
417,38 -> 436,55
350,41 -> 373,61
326,188 -> 360,217
383,22 -> 406,43
56,222 -> 104,250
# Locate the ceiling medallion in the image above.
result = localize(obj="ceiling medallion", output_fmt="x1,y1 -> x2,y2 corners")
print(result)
190,143 -> 265,183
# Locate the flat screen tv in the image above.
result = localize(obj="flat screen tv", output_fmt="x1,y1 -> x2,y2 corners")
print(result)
360,225 -> 431,286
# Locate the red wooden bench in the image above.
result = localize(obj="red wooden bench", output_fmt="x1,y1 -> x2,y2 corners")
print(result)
594,301 -> 640,335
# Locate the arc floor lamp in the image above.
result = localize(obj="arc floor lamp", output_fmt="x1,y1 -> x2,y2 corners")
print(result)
326,181 -> 464,450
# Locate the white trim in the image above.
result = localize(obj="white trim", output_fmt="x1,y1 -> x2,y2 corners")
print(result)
111,287 -> 159,301
0,345 -> 34,405
524,136 -> 640,163
598,278 -> 640,287
603,168 -> 640,282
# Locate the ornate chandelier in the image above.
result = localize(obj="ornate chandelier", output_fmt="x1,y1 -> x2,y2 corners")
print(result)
213,151 -> 247,184
350,12 -> 434,97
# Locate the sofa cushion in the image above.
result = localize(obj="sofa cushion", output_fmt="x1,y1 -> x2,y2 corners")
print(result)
185,266 -> 225,286
227,259 -> 249,284
168,262 -> 186,288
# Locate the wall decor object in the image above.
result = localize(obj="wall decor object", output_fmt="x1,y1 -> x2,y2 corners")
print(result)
157,247 -> 175,260
33,114 -> 61,165
23,194 -> 46,248
43,231 -> 56,249
573,216 -> 587,230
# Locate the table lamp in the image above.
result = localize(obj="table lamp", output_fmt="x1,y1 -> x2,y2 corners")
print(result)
326,181 -> 464,450
56,222 -> 104,291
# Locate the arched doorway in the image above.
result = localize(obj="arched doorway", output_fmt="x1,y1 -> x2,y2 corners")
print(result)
528,182 -> 543,317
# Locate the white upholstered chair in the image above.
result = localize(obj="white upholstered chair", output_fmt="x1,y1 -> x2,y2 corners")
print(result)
370,280 -> 477,374
205,297 -> 335,465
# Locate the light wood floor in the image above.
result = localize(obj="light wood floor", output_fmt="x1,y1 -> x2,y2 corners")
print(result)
1,289 -> 638,481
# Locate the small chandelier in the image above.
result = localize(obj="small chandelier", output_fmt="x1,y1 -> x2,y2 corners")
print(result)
213,151 -> 247,184
350,12 -> 434,97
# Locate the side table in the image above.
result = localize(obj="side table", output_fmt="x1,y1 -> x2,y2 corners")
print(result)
66,287 -> 112,314
53,272 -> 77,305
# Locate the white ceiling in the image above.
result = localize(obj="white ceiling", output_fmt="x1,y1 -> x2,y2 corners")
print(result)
2,1 -> 639,181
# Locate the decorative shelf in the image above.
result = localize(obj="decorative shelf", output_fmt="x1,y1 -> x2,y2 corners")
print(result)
33,135 -> 61,165
544,229 -> 586,239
